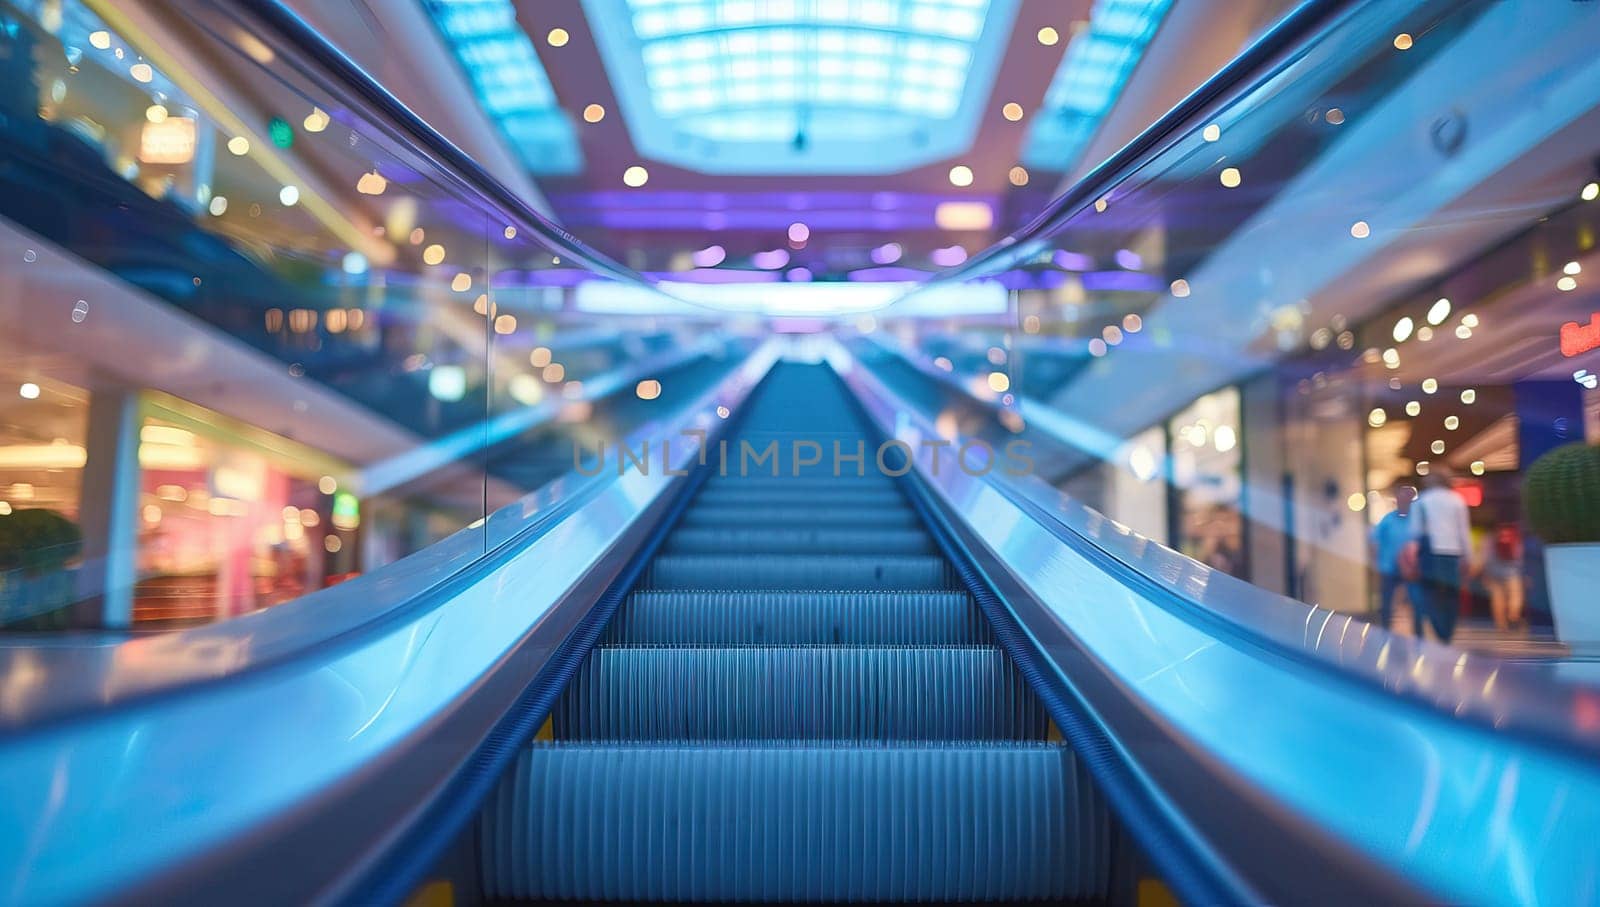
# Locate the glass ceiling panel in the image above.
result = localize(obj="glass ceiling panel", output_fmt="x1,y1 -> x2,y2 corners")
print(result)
1023,0 -> 1171,172
584,0 -> 1018,174
422,0 -> 582,174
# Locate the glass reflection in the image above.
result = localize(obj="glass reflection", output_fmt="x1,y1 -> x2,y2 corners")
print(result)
0,0 -> 692,629
879,0 -> 1600,657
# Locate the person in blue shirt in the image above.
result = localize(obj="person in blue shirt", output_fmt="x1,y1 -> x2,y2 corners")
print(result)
1369,483 -> 1419,635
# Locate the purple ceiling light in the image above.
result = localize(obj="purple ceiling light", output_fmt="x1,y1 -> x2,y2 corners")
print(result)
691,244 -> 727,267
871,242 -> 903,265
1052,250 -> 1094,271
648,268 -> 779,284
1082,270 -> 1163,292
751,248 -> 791,270
849,266 -> 928,282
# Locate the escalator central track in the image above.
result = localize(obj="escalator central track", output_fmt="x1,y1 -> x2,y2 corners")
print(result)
480,363 -> 1112,903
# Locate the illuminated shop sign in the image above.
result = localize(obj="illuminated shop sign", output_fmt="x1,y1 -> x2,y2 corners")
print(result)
138,116 -> 197,164
1560,313 -> 1600,358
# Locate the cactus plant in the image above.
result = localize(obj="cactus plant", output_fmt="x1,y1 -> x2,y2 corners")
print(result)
1524,443 -> 1600,544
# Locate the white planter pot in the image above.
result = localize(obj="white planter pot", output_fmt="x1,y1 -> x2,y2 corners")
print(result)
1546,543 -> 1600,644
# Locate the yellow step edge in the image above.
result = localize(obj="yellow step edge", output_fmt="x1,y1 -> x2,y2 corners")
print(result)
1138,877 -> 1179,907
403,880 -> 453,907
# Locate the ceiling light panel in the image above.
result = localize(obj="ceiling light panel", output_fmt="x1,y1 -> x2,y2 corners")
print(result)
585,0 -> 1018,173
1024,0 -> 1172,172
423,0 -> 583,174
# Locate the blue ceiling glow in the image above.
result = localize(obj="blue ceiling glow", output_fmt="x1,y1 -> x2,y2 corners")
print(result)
422,0 -> 583,174
1023,0 -> 1171,172
581,0 -> 1020,174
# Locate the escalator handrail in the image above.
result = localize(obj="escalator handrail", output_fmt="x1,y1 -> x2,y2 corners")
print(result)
0,345 -> 772,732
839,344 -> 1600,904
910,0 -> 1355,288
0,347 -> 779,905
216,0 -> 652,290
854,338 -> 1600,762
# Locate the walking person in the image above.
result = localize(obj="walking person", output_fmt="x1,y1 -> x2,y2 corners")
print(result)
1369,484 -> 1419,635
1402,466 -> 1473,643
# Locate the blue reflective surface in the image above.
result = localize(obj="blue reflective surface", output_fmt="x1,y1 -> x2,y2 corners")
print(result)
0,343 -> 776,902
3,0 -> 1600,902
842,341 -> 1600,905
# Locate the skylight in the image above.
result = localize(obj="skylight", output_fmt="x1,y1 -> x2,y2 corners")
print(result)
1023,0 -> 1171,172
583,0 -> 1019,174
423,0 -> 582,174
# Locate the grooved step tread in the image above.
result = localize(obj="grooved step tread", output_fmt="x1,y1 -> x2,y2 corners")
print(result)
555,645 -> 1045,741
484,363 -> 1104,904
481,743 -> 1108,903
678,505 -> 922,529
692,487 -> 908,507
645,554 -> 956,591
663,527 -> 935,555
605,590 -> 988,645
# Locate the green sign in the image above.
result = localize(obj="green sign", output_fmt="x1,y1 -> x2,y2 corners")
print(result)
331,491 -> 359,531
269,117 -> 293,149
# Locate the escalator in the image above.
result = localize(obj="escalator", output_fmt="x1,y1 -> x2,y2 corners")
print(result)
11,2 -> 1600,903
477,362 -> 1120,903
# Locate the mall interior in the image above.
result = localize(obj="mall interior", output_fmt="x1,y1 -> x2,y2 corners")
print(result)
1,0 -> 1599,903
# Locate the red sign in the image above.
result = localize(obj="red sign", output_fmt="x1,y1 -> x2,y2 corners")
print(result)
1561,313 -> 1600,357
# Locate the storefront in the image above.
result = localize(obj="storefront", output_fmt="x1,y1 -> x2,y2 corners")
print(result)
1167,388 -> 1246,577
0,371 -> 90,627
1284,180 -> 1600,629
132,393 -> 358,625
1070,388 -> 1250,581
0,375 -> 360,627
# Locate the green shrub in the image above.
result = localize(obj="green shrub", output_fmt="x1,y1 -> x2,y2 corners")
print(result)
1525,443 -> 1600,544
0,509 -> 82,573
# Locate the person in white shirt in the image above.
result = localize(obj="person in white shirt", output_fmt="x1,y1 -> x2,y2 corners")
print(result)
1404,466 -> 1473,642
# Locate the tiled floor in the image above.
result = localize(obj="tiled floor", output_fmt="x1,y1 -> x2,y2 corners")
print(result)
1384,602 -> 1568,659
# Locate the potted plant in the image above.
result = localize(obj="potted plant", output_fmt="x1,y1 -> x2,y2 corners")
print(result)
0,508 -> 82,573
0,509 -> 82,628
1524,443 -> 1600,642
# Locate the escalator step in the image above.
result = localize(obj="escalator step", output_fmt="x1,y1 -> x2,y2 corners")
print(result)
603,590 -> 989,645
479,364 -> 1108,903
554,646 -> 1044,741
664,527 -> 935,555
677,505 -> 922,529
645,554 -> 954,591
481,742 -> 1108,903
692,486 -> 907,508
698,475 -> 897,489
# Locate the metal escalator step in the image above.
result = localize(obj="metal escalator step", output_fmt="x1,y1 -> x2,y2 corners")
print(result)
481,742 -> 1109,903
663,527 -> 934,555
644,554 -> 954,590
677,505 -> 921,529
554,646 -> 1044,741
603,590 -> 989,645
692,486 -> 906,507
698,474 -> 897,489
